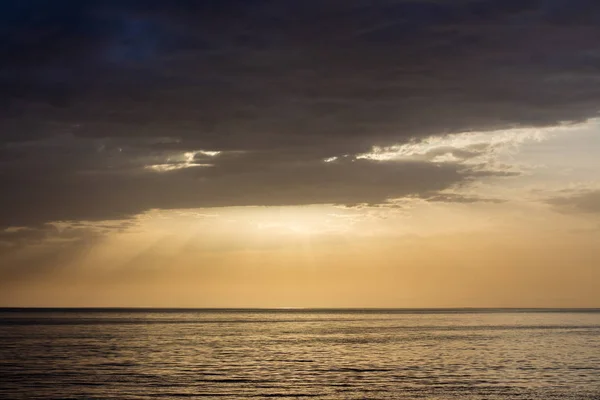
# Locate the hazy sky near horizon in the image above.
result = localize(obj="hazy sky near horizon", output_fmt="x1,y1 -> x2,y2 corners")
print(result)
1,0 -> 600,307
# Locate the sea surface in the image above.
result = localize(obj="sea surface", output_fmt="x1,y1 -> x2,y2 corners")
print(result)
1,309 -> 599,399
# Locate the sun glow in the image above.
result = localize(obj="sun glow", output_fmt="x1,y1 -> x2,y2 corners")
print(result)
256,220 -> 318,235
133,206 -> 360,244
247,206 -> 354,236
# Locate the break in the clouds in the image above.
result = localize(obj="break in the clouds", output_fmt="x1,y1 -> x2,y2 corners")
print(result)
2,0 -> 600,228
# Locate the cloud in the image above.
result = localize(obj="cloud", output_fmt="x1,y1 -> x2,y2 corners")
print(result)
0,152 -> 476,227
2,0 -> 600,227
0,221 -> 134,252
355,124 -> 557,173
420,193 -> 505,204
548,190 -> 600,214
0,222 -> 105,281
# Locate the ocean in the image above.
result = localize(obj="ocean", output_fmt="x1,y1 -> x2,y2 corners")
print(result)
1,309 -> 599,399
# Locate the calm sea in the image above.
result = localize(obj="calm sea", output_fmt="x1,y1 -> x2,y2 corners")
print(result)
1,309 -> 599,399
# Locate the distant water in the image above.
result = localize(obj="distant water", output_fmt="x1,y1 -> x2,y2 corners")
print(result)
1,309 -> 600,399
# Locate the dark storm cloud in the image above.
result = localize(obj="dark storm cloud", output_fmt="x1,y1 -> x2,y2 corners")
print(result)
1,0 -> 600,227
0,156 -> 469,227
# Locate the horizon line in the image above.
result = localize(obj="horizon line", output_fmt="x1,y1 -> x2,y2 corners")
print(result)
2,307 -> 600,312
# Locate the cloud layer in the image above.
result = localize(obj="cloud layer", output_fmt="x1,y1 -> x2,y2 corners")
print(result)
549,190 -> 600,214
2,0 -> 600,227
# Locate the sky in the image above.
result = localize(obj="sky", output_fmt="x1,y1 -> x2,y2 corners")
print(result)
1,0 -> 599,308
